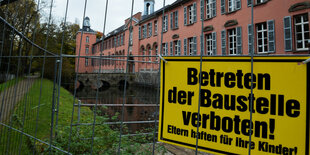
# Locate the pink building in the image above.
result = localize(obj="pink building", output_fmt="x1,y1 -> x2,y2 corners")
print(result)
76,0 -> 310,73
75,17 -> 98,73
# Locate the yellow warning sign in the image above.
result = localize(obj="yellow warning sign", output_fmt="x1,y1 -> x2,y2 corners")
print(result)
158,56 -> 310,155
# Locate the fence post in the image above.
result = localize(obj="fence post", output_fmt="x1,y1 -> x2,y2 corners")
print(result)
77,99 -> 81,137
49,59 -> 59,154
55,57 -> 62,138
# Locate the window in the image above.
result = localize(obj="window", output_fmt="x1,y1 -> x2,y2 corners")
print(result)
206,34 -> 213,55
139,26 -> 141,39
184,3 -> 197,25
155,45 -> 158,61
254,21 -> 275,53
163,15 -> 168,32
228,28 -> 237,55
143,24 -> 147,38
170,11 -> 178,29
85,58 -> 89,66
221,0 -> 241,14
184,37 -> 197,55
117,35 -> 120,47
173,40 -> 181,55
189,5 -> 195,24
295,14 -> 309,51
148,48 -> 151,62
148,22 -> 152,37
113,37 -> 116,48
91,58 -> 94,66
85,46 -> 89,54
256,0 -> 266,4
201,0 -> 216,20
154,20 -> 158,35
248,0 -> 267,6
162,42 -> 168,55
189,38 -> 195,55
256,23 -> 268,53
205,32 -> 216,55
248,20 -> 275,53
221,27 -> 242,55
129,30 -> 133,45
121,34 -> 124,45
86,36 -> 89,43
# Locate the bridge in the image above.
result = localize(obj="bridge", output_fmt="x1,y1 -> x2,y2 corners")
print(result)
77,72 -> 159,89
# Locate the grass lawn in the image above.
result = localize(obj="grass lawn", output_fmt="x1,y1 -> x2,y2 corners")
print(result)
0,79 -> 164,154
0,79 -> 94,154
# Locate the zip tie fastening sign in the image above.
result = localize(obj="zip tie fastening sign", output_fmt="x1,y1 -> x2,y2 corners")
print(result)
158,54 -> 168,63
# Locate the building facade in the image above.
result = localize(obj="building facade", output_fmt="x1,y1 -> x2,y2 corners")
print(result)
76,0 -> 310,73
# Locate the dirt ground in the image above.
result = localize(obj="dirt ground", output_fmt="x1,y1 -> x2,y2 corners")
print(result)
0,77 -> 36,123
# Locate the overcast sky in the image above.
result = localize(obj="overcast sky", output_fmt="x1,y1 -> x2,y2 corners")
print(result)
53,0 -> 176,34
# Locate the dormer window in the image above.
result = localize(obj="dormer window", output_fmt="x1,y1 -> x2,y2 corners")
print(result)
144,0 -> 154,15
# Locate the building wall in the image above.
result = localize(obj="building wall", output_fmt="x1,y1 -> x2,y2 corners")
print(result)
76,31 -> 97,73
76,0 -> 310,74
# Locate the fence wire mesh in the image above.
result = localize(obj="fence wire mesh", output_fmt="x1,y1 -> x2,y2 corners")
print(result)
0,0 -> 164,154
0,0 -> 308,154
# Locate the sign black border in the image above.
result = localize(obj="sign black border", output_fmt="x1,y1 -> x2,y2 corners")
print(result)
160,58 -> 310,155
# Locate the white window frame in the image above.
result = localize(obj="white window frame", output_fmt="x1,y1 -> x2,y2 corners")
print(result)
163,15 -> 168,32
162,43 -> 168,55
227,0 -> 240,12
173,40 -> 180,55
188,38 -> 194,55
129,31 -> 133,45
256,22 -> 268,53
206,0 -> 213,19
294,14 -> 309,51
188,5 -> 195,24
206,33 -> 213,55
256,0 -> 266,4
228,28 -> 237,55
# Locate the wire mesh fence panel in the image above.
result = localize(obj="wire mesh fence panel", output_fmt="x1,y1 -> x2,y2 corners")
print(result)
0,0 -> 309,155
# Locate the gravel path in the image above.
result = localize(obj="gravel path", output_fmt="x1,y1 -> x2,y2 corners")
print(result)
0,77 -> 37,123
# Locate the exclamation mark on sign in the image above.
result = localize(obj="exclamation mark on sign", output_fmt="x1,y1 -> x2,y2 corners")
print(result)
269,119 -> 275,140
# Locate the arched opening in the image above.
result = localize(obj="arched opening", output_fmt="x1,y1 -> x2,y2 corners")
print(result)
118,80 -> 129,90
146,3 -> 150,15
146,44 -> 152,62
129,53 -> 135,73
99,80 -> 110,91
140,45 -> 145,63
76,80 -> 84,92
153,43 -> 158,62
